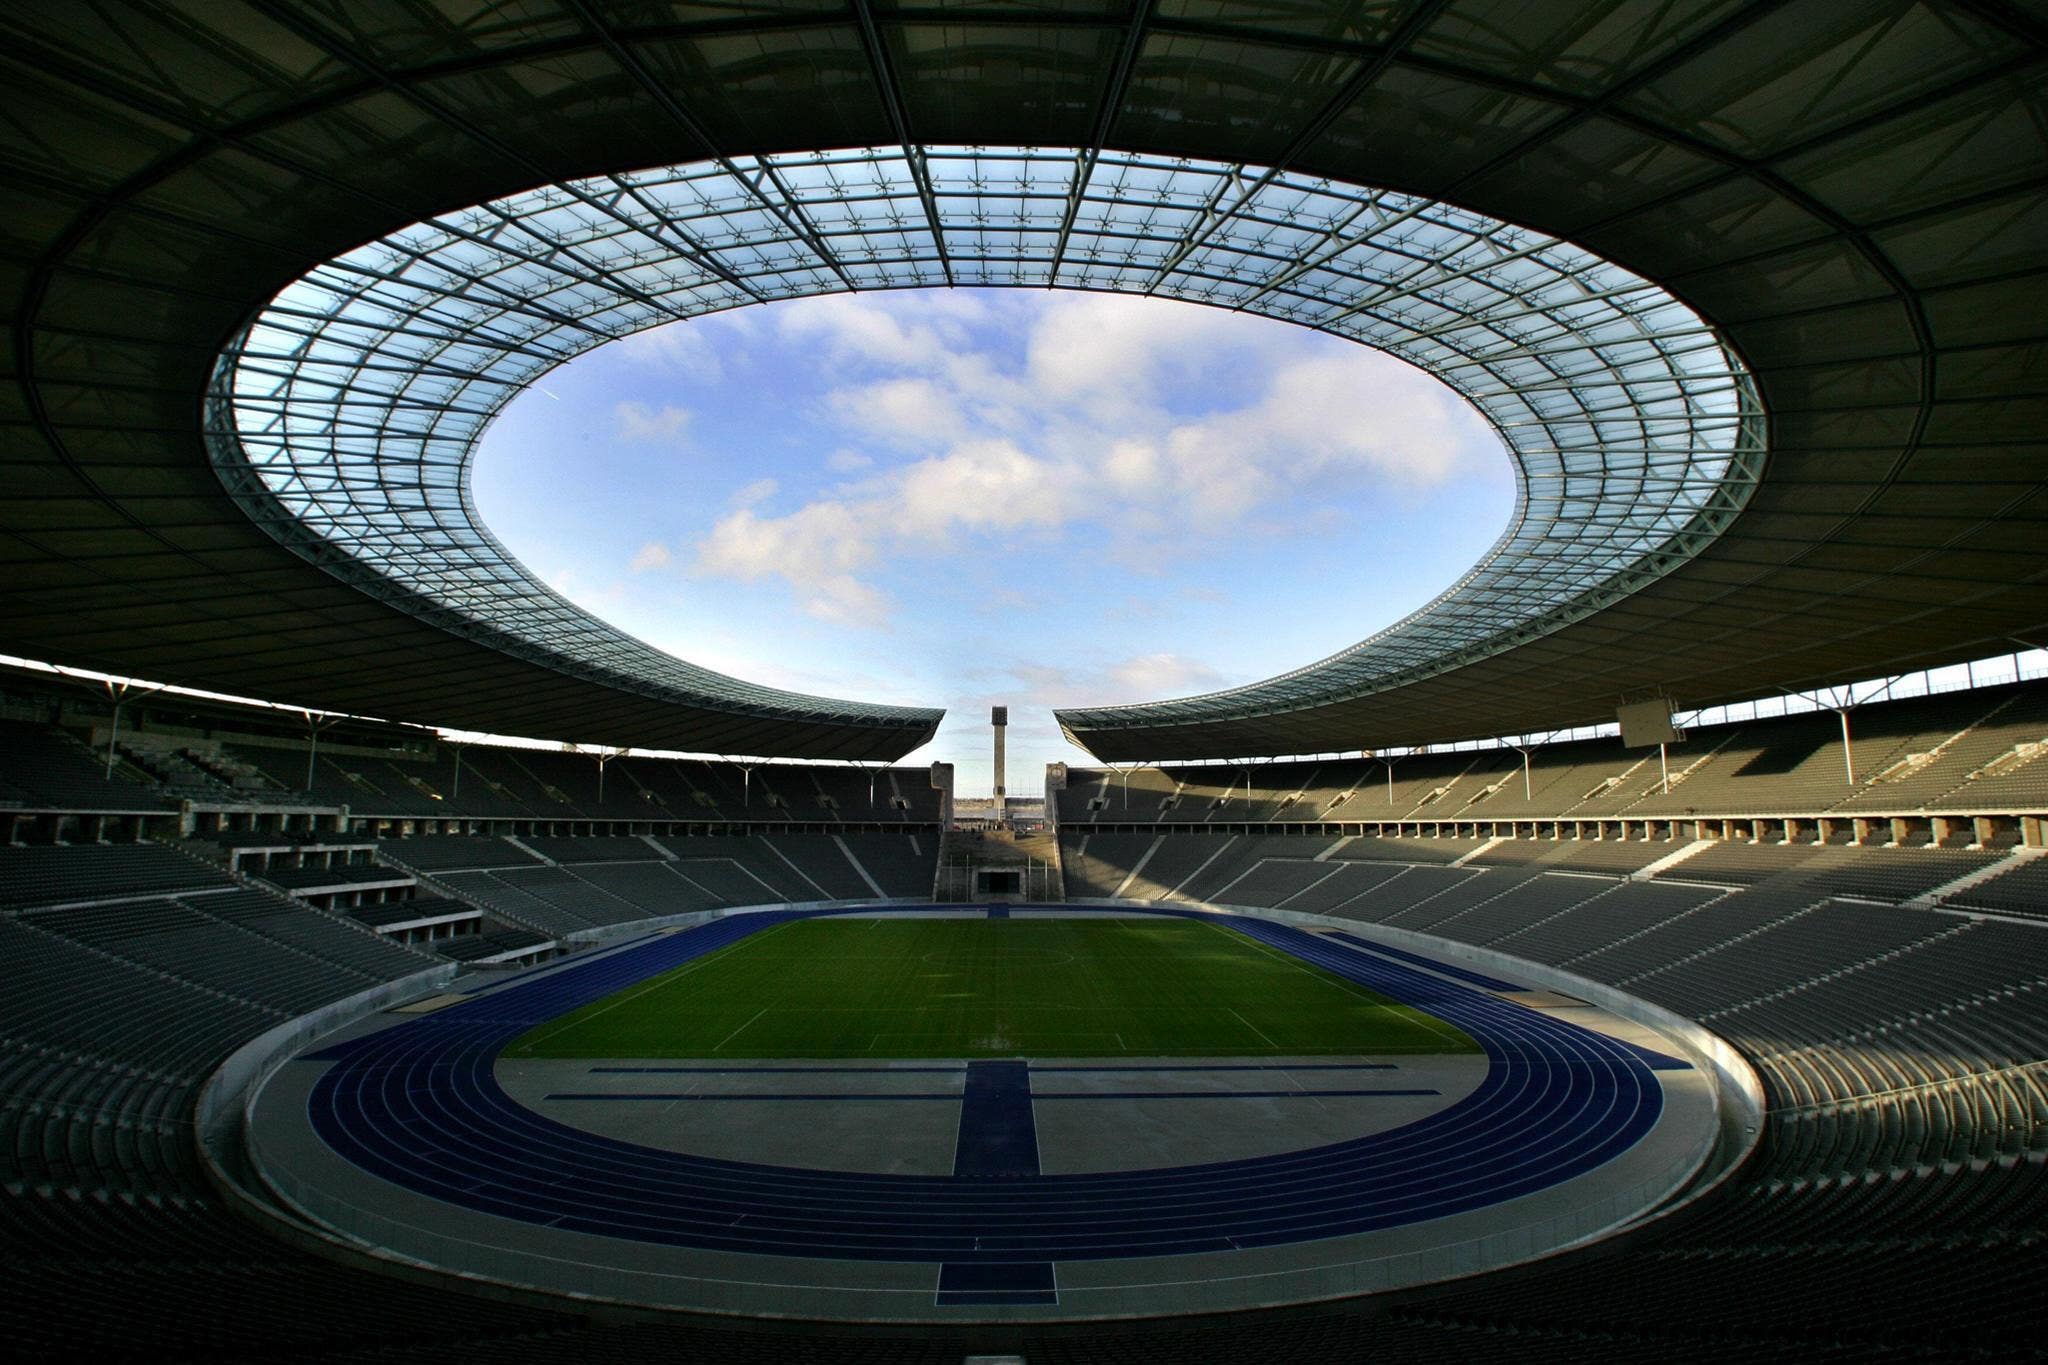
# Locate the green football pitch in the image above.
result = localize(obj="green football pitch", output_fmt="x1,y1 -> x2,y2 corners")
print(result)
505,916 -> 1478,1060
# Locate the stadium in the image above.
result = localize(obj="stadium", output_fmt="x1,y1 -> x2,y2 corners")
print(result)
2,1 -> 2045,1361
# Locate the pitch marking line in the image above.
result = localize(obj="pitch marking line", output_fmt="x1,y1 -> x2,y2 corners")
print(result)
712,1007 -> 770,1053
1200,918 -> 1475,1051
1228,1008 -> 1279,1049
509,919 -> 797,1055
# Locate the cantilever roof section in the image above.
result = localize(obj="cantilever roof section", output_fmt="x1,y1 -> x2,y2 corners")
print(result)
2,2 -> 2044,761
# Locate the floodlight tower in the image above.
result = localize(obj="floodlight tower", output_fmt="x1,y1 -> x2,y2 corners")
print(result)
991,706 -> 1007,826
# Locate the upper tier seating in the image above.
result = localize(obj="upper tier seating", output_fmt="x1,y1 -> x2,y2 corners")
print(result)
1056,680 -> 2048,828
0,720 -> 167,812
0,707 -> 942,829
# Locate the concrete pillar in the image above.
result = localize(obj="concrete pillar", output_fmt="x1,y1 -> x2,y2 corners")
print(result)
991,705 -> 1008,824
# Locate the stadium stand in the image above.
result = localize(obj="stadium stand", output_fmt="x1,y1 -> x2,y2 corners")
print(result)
435,927 -> 555,965
5,0 -> 2046,1355
1056,682 -> 2048,854
0,670 -> 950,853
1057,830 -> 2046,1349
1948,857 -> 2048,921
0,720 -> 169,814
6,674 -> 2040,1365
519,835 -> 669,865
0,844 -> 229,911
374,836 -> 545,872
5,823 -> 2041,1359
837,833 -> 940,899
347,896 -> 478,932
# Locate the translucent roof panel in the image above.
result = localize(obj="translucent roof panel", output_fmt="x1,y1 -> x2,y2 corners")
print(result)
207,145 -> 1761,748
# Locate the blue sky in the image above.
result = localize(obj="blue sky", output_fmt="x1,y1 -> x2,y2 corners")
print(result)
472,290 -> 1514,794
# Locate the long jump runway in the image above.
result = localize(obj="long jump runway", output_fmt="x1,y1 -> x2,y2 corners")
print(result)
246,907 -> 1724,1321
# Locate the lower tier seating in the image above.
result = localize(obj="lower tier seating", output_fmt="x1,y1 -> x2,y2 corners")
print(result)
2,836 -> 2043,1360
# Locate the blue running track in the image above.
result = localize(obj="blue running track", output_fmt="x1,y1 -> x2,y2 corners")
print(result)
298,909 -> 1680,1266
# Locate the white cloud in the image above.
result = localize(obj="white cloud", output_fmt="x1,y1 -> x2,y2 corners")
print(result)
697,503 -> 875,580
1149,351 -> 1475,517
685,290 -> 1496,637
688,439 -> 1083,625
776,295 -> 956,371
1025,292 -> 1262,408
733,477 -> 778,507
614,401 -> 691,443
894,440 -> 1081,536
1106,652 -> 1227,701
801,575 -> 893,627
612,322 -> 725,382
694,502 -> 890,625
1100,437 -> 1160,494
961,653 -> 1233,709
629,541 -> 671,573
827,376 -> 968,450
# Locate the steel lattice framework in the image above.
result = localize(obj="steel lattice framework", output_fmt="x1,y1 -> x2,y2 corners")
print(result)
207,145 -> 1761,750
1,1 -> 2043,761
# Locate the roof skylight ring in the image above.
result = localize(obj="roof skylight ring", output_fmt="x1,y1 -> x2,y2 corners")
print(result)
204,145 -> 1763,737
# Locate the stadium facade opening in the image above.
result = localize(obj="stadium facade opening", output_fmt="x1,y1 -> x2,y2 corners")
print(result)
208,145 -> 1761,762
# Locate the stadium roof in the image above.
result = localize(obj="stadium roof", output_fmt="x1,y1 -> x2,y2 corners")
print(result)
4,2 -> 2045,762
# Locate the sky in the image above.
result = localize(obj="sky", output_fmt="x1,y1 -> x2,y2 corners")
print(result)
471,289 -> 1515,796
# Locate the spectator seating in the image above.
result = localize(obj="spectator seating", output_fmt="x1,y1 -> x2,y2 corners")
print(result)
436,927 -> 553,964
417,831 -> 940,937
0,843 -> 231,911
1948,855 -> 2048,921
0,720 -> 168,812
0,703 -> 943,831
837,833 -> 938,898
2,829 -> 2043,1359
1055,679 -> 2048,831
